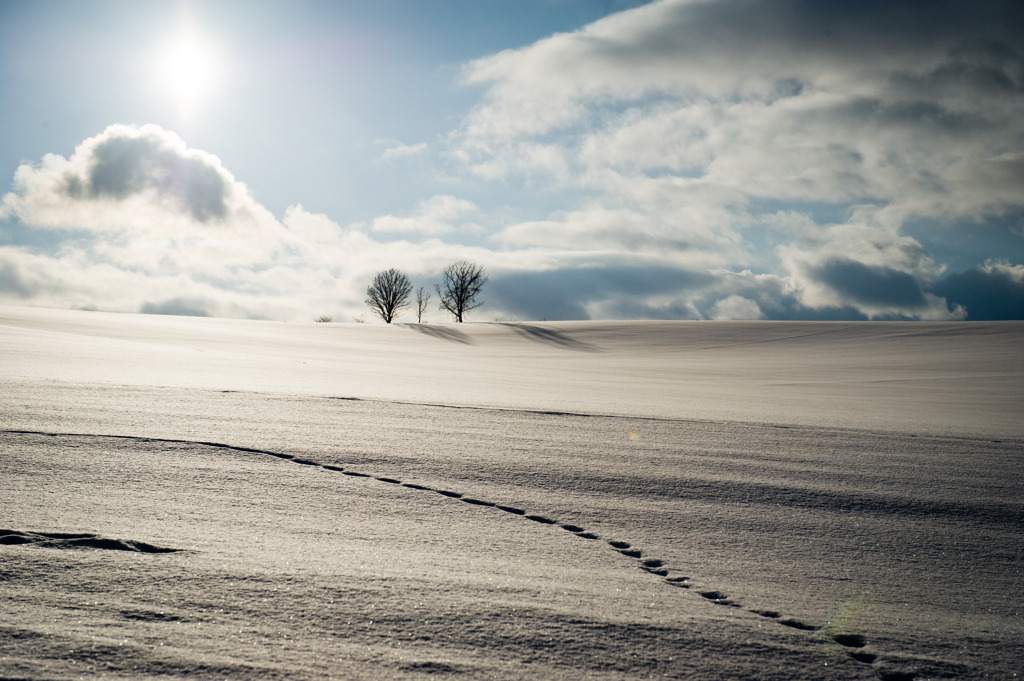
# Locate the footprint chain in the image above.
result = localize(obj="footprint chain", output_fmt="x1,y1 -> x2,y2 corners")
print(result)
5,430 -> 888,675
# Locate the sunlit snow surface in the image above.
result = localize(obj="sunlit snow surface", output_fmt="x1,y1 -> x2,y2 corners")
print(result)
1,306 -> 1021,680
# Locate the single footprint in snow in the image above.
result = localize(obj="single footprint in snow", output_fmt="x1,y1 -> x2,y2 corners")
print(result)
751,609 -> 780,619
831,633 -> 867,648
778,618 -> 819,631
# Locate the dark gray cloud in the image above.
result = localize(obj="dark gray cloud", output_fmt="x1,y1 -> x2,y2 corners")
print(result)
64,130 -> 228,223
933,264 -> 1024,320
809,258 -> 928,308
636,0 -> 1024,69
489,265 -> 715,320
487,264 -> 889,321
139,298 -> 211,317
469,0 -> 1024,105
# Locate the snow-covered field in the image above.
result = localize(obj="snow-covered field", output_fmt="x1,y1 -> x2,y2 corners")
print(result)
2,305 -> 1021,680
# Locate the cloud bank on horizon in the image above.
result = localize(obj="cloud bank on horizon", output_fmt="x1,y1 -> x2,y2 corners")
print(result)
2,0 -> 1022,321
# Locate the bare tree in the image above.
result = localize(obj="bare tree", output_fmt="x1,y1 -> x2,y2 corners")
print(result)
415,286 -> 431,323
435,261 -> 488,323
365,268 -> 413,323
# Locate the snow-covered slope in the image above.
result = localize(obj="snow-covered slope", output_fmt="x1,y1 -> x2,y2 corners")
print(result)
2,306 -> 1021,679
2,305 -> 1021,436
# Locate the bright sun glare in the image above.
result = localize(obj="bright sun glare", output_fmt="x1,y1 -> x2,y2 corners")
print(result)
157,27 -> 222,119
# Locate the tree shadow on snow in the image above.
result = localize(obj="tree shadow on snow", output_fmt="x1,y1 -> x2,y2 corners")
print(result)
498,323 -> 600,352
404,324 -> 474,344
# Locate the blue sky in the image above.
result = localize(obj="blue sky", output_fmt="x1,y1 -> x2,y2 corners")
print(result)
2,0 -> 1022,321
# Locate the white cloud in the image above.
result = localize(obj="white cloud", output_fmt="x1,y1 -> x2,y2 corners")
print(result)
710,295 -> 765,321
496,204 -> 743,272
380,141 -> 428,162
371,194 -> 478,235
0,245 -> 297,320
0,127 -> 493,321
1,124 -> 290,274
979,259 -> 1024,284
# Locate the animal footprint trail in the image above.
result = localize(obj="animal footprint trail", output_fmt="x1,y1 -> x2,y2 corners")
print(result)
3,430 -> 891,677
298,449 -> 885,670
320,458 -> 891,674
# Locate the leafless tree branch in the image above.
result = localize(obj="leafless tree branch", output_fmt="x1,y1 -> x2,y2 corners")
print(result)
365,268 -> 413,323
435,261 -> 487,323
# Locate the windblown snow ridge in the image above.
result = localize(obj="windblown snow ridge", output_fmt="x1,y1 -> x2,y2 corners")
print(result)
0,529 -> 179,553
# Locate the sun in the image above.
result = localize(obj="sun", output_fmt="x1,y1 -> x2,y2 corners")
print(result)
157,27 -> 222,120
